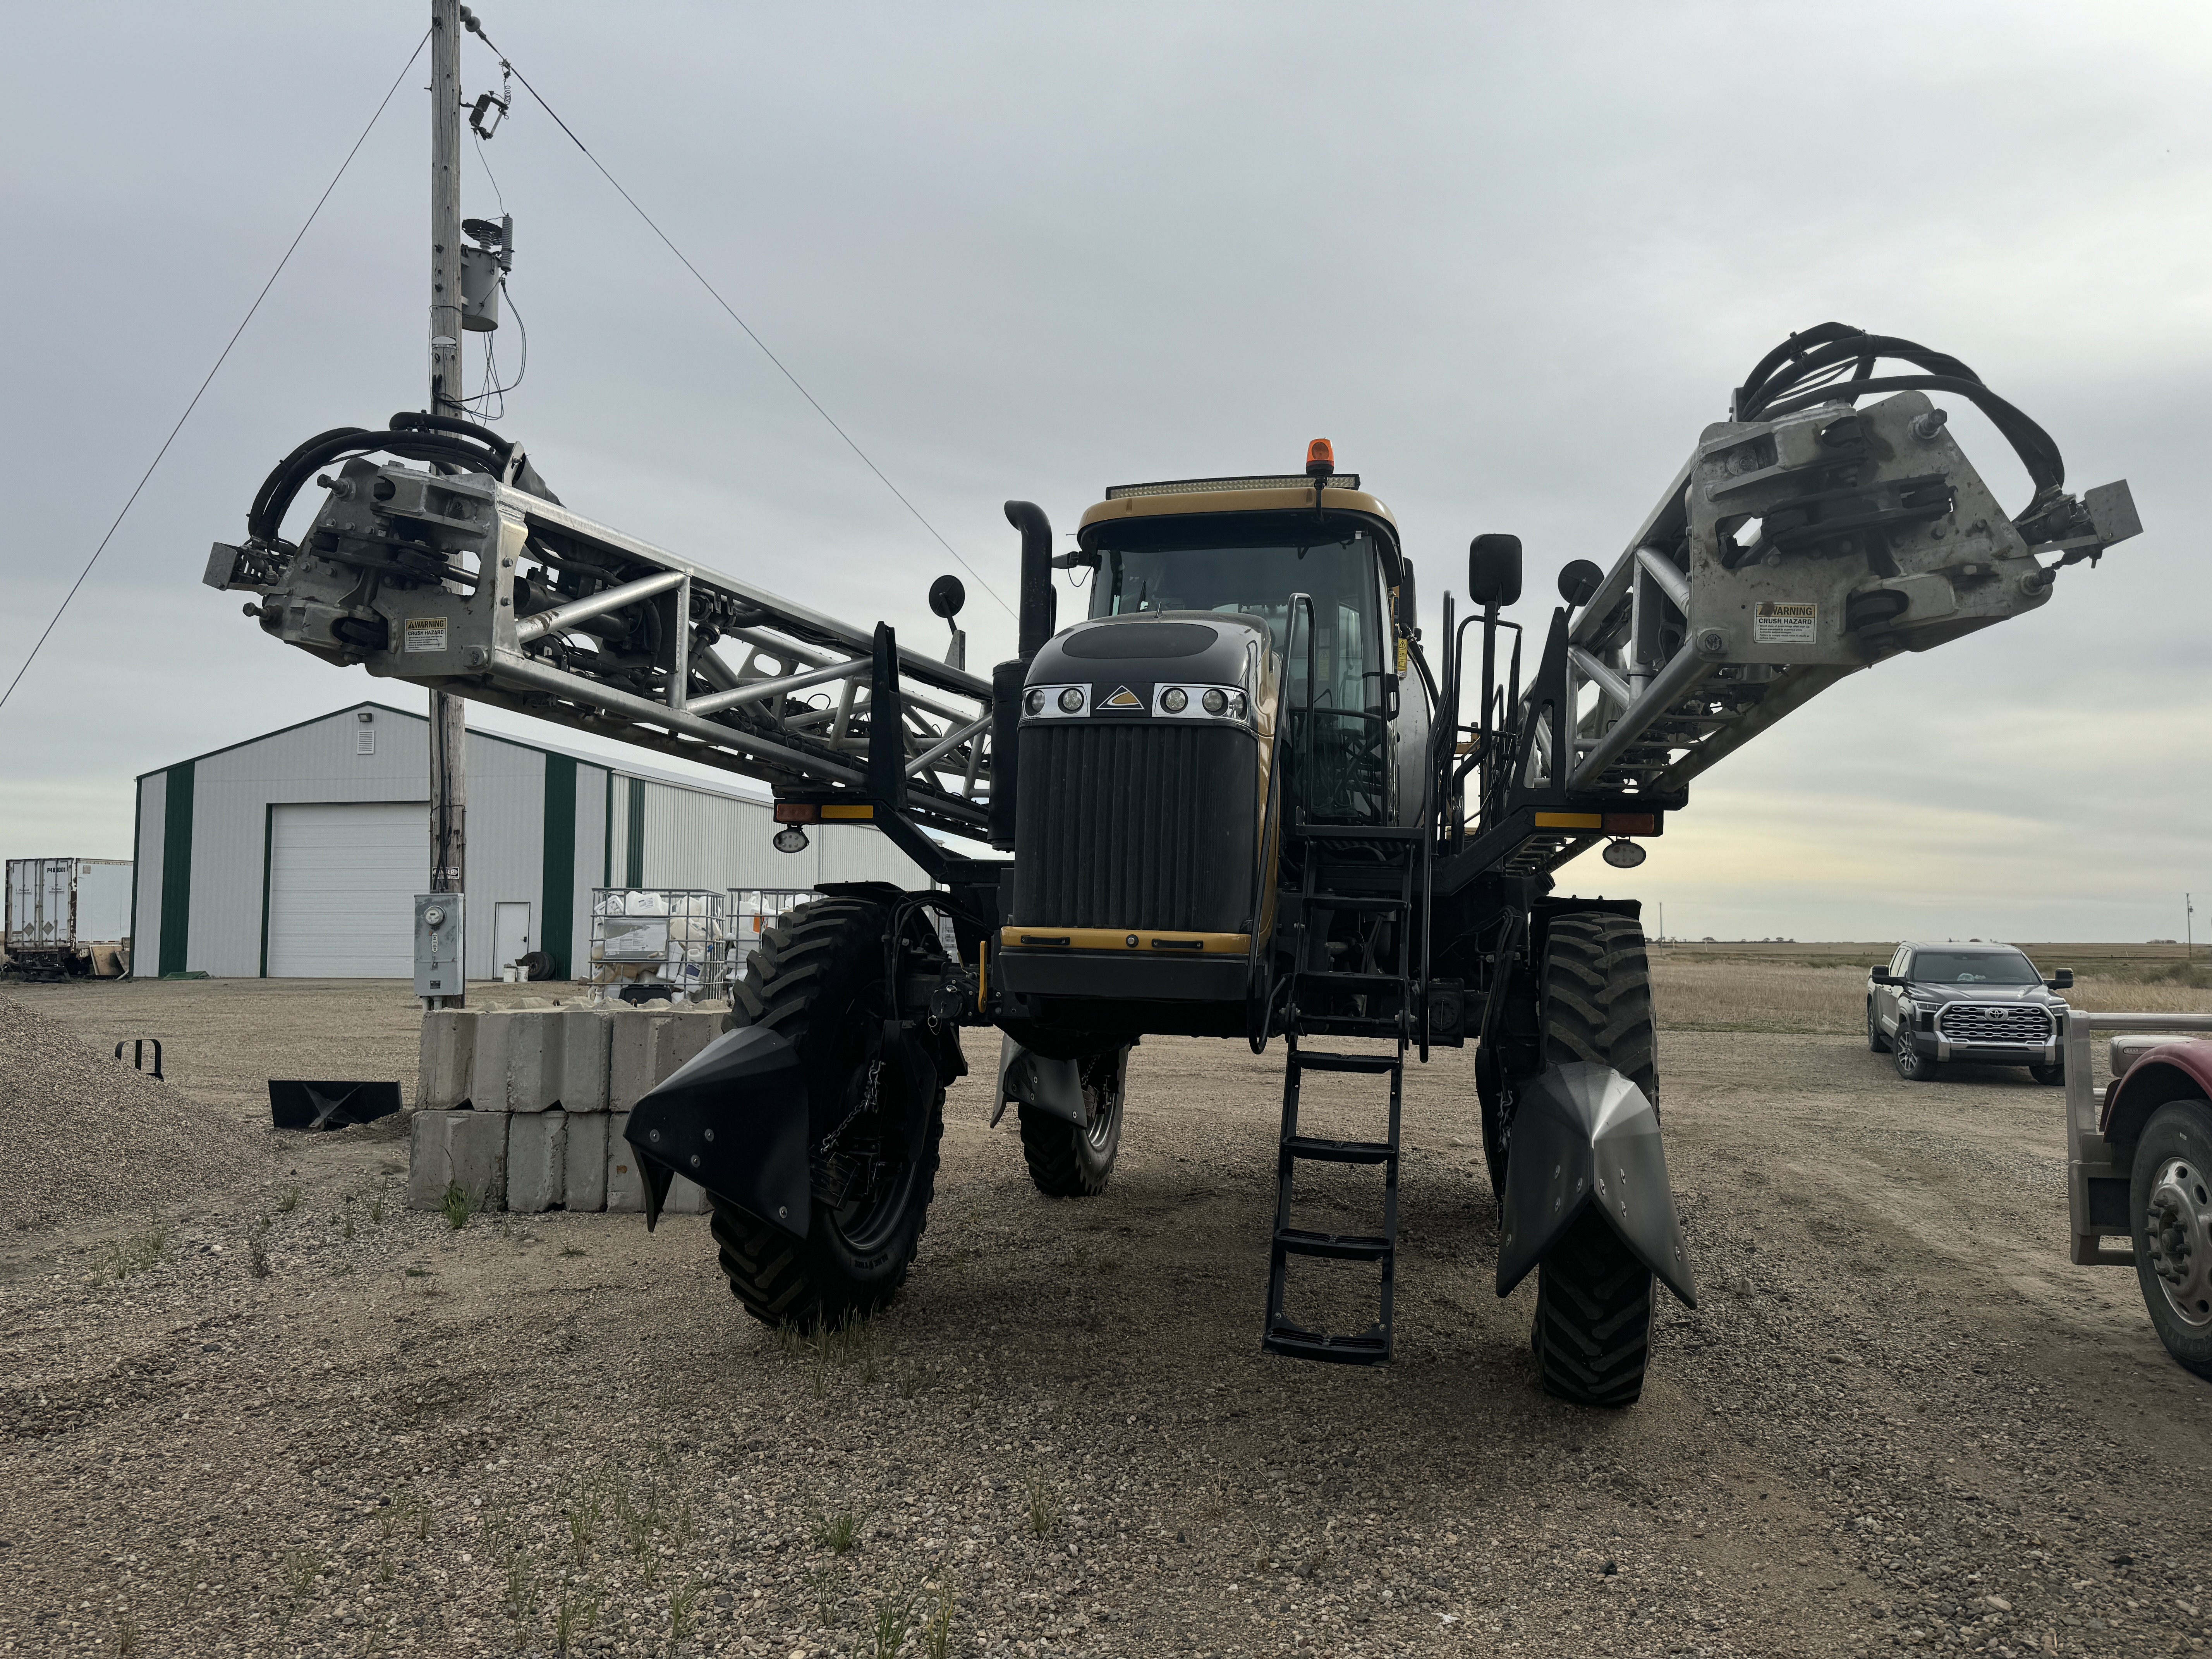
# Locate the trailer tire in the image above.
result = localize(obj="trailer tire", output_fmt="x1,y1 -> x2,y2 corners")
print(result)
1532,910 -> 1657,1407
2130,1095 -> 2212,1381
1018,1049 -> 1127,1198
707,898 -> 944,1331
1867,1000 -> 1891,1053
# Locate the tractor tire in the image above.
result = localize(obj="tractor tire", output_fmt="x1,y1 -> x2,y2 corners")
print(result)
1019,1049 -> 1128,1198
1867,1000 -> 1891,1053
1532,910 -> 1657,1407
2130,1095 -> 2212,1380
706,897 -> 944,1330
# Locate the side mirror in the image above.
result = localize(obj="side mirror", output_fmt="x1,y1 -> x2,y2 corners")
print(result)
928,574 -> 966,621
1557,559 -> 1605,608
1869,971 -> 1903,986
2047,969 -> 2075,991
1468,534 -> 1522,608
1394,557 -> 1418,637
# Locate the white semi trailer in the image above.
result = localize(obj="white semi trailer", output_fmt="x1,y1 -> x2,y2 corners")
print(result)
3,857 -> 134,979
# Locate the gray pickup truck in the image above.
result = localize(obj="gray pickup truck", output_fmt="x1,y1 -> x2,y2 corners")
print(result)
1867,942 -> 2075,1084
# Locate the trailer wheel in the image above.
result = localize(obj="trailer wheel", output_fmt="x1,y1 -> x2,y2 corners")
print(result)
707,898 -> 944,1330
1866,1000 -> 1891,1053
1018,1049 -> 1128,1198
2131,1095 -> 2212,1381
1532,911 -> 1657,1407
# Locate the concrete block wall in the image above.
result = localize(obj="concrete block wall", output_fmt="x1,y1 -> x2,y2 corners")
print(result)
410,1005 -> 726,1215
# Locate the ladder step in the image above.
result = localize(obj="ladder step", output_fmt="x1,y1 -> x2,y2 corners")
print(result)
1284,1135 -> 1395,1166
1262,1322 -> 1391,1366
1306,893 -> 1408,912
1291,1051 -> 1401,1075
1295,970 -> 1408,990
1273,1227 -> 1392,1262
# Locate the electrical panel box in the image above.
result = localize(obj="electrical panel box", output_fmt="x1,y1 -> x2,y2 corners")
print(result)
414,893 -> 465,998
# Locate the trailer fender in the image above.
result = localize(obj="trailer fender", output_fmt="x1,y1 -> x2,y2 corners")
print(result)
990,1034 -> 1089,1129
625,1025 -> 812,1241
1495,1062 -> 1697,1307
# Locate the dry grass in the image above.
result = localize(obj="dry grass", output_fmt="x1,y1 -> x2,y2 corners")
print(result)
1652,958 -> 2212,1036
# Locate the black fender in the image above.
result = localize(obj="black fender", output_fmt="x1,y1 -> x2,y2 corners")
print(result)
625,1025 -> 811,1240
1495,1062 -> 1697,1307
990,1033 -> 1089,1128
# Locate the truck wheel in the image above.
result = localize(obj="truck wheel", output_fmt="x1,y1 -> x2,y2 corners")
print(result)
1866,1001 -> 1891,1053
1019,1048 -> 1127,1197
2131,1096 -> 2212,1380
1533,911 -> 1657,1407
1893,1027 -> 1940,1082
2029,1063 -> 2065,1087
707,898 -> 944,1330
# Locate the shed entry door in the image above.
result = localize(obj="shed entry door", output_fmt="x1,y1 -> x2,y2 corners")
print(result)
266,802 -> 427,977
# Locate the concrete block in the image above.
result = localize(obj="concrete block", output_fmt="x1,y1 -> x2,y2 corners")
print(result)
417,1010 -> 479,1111
608,1017 -> 666,1113
664,1173 -> 710,1216
504,1011 -> 563,1113
664,1011 -> 721,1078
565,1111 -> 610,1212
560,1010 -> 611,1113
508,1110 -> 567,1212
606,1110 -> 643,1213
471,1010 -> 515,1113
407,1109 -> 510,1212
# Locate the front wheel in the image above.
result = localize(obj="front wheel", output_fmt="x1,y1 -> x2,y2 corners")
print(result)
2029,1063 -> 2065,1087
2132,1097 -> 2212,1380
1020,1048 -> 1128,1198
708,898 -> 945,1329
1893,1024 -> 1939,1083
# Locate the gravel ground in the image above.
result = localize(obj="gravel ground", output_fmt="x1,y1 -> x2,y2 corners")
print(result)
3,977 -> 2210,1658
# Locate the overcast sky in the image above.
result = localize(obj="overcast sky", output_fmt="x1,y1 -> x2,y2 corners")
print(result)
3,2 -> 2205,944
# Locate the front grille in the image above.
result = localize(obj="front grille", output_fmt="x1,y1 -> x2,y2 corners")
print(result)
1013,721 -> 1256,933
1936,1002 -> 2054,1045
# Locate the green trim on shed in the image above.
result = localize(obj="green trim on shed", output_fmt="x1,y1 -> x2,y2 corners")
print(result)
541,755 -> 578,979
157,761 -> 196,976
625,778 -> 645,886
602,771 -> 614,888
127,775 -> 144,978
258,803 -> 276,978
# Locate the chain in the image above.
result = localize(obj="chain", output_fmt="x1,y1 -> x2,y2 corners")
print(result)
816,1058 -> 883,1161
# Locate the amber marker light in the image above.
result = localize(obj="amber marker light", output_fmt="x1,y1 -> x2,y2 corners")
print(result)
1305,438 -> 1336,477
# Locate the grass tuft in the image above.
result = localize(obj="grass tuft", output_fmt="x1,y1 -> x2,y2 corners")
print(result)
440,1181 -> 476,1231
870,1577 -> 921,1659
96,1222 -> 169,1284
278,1184 -> 302,1214
924,1573 -> 957,1659
669,1577 -> 704,1647
247,1216 -> 272,1279
551,1583 -> 599,1655
1027,1477 -> 1061,1537
812,1506 -> 866,1554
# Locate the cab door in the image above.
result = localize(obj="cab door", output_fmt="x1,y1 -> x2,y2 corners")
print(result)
1878,946 -> 1909,1037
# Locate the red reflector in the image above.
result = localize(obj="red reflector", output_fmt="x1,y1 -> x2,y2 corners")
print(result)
1602,813 -> 1657,835
774,803 -> 819,824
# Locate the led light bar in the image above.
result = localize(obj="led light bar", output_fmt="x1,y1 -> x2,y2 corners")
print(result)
1104,474 -> 1364,500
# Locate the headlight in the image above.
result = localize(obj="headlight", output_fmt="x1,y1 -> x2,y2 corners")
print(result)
1160,687 -> 1188,713
1058,687 -> 1084,713
1202,688 -> 1228,716
1024,688 -> 1044,716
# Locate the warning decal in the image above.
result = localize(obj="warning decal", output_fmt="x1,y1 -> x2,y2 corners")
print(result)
1753,601 -> 1817,644
404,617 -> 449,654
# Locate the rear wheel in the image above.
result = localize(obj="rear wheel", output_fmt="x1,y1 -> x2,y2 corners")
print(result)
1531,912 -> 1657,1408
707,898 -> 945,1329
2131,1096 -> 2212,1380
1018,1049 -> 1128,1197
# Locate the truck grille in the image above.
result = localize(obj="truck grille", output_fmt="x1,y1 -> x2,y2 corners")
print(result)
1936,1003 -> 2054,1045
1012,721 -> 1256,934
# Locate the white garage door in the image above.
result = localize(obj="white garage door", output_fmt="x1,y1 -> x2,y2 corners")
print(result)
267,802 -> 427,977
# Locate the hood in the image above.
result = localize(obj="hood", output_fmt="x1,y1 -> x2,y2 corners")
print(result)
1896,980 -> 2060,1005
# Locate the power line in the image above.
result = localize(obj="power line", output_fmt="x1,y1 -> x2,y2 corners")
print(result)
0,28 -> 433,718
468,25 -> 1017,621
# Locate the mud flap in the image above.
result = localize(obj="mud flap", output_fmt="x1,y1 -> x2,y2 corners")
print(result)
990,1034 -> 1088,1129
1495,1062 -> 1697,1307
624,1026 -> 811,1241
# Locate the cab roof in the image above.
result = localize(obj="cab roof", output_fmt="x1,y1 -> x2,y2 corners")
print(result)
1077,473 -> 1400,559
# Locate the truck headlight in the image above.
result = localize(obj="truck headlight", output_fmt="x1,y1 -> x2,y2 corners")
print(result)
1161,687 -> 1188,713
1202,689 -> 1228,716
1024,688 -> 1044,716
1058,687 -> 1084,713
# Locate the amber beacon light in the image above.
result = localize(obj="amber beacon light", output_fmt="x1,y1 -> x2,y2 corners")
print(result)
1304,438 -> 1335,477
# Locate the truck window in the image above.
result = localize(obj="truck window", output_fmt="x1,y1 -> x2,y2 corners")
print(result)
1906,950 -> 2040,985
1090,530 -> 1384,716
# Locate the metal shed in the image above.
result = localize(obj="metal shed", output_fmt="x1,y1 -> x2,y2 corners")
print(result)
129,701 -> 927,980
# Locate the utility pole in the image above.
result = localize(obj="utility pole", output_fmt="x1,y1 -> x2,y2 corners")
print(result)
2188,893 -> 2196,965
427,0 -> 468,1006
